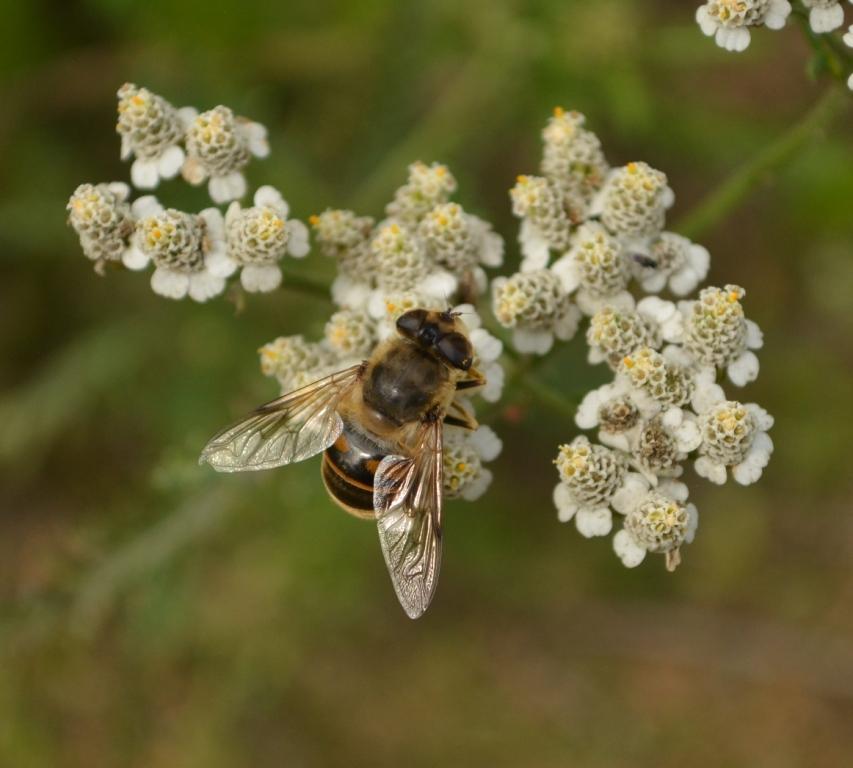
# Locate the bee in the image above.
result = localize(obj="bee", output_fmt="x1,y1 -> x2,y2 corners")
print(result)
200,308 -> 486,619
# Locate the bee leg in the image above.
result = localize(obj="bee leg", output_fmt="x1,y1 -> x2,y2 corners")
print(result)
454,367 -> 486,392
443,399 -> 479,431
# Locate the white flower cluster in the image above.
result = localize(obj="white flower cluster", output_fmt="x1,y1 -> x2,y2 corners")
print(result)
696,0 -> 853,52
257,162 -> 507,501
311,161 -> 504,317
493,108 -> 708,355
68,85 -> 307,299
500,110 -> 775,570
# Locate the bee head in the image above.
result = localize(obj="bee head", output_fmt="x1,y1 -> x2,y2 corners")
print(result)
396,308 -> 473,371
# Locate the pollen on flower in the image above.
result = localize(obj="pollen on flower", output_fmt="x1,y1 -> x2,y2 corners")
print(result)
492,270 -> 570,330
324,309 -> 375,359
587,307 -> 659,367
619,346 -> 693,407
554,436 -> 625,506
684,284 -> 748,367
116,83 -> 184,162
598,161 -> 671,240
385,161 -> 457,224
371,223 -> 429,292
226,205 -> 289,265
625,492 -> 692,554
137,209 -> 204,271
509,175 -> 573,250
699,400 -> 756,465
258,335 -> 334,391
185,106 -> 251,178
67,182 -> 134,268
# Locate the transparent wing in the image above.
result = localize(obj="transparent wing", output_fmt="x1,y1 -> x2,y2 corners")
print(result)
199,364 -> 363,472
373,418 -> 443,619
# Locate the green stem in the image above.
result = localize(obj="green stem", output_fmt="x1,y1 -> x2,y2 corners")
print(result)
675,87 -> 845,241
280,269 -> 333,300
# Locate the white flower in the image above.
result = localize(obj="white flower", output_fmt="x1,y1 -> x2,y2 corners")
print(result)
67,182 -> 135,271
550,222 -> 632,316
385,161 -> 457,226
540,107 -> 608,208
632,232 -> 710,296
636,296 -> 684,343
116,84 -> 195,190
324,308 -> 376,359
131,207 -> 228,302
517,218 -> 552,272
213,186 -> 309,293
612,478 -> 698,570
681,284 -> 763,386
258,334 -> 337,392
802,0 -> 845,33
844,25 -> 853,47
591,162 -> 673,245
443,424 -> 501,502
696,1 -> 792,52
576,380 -> 645,451
492,270 -> 580,355
418,204 -> 504,281
510,175 -> 573,264
553,437 -> 626,537
694,400 -> 774,485
182,106 -> 269,204
585,305 -> 660,368
619,347 -> 694,409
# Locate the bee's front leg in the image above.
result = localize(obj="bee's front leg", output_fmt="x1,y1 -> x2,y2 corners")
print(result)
454,367 -> 486,392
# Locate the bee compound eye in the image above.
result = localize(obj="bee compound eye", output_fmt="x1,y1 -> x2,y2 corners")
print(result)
396,309 -> 428,339
436,332 -> 473,370
419,324 -> 440,345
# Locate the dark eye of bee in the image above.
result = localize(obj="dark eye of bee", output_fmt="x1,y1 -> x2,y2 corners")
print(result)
396,309 -> 428,339
436,332 -> 473,370
419,324 -> 440,346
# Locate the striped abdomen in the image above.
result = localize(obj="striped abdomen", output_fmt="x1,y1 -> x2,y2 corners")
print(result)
322,419 -> 389,519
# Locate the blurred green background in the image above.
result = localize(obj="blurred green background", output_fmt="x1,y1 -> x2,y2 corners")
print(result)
2,1 -> 852,766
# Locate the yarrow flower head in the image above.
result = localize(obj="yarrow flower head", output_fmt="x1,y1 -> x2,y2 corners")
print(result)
620,347 -> 694,409
183,105 -> 269,203
694,399 -> 774,485
551,221 -> 631,314
592,161 -> 674,245
510,175 -> 574,269
67,182 -> 135,272
385,161 -> 457,226
492,269 -> 580,354
310,209 -> 376,308
418,202 -> 504,283
553,436 -> 626,537
129,205 -> 229,302
681,284 -> 764,385
443,425 -> 502,501
324,308 -> 376,360
695,0 -> 792,51
217,186 -> 309,293
613,478 -> 698,571
586,306 -> 660,368
541,107 -> 608,211
259,335 -> 336,393
116,83 -> 194,189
